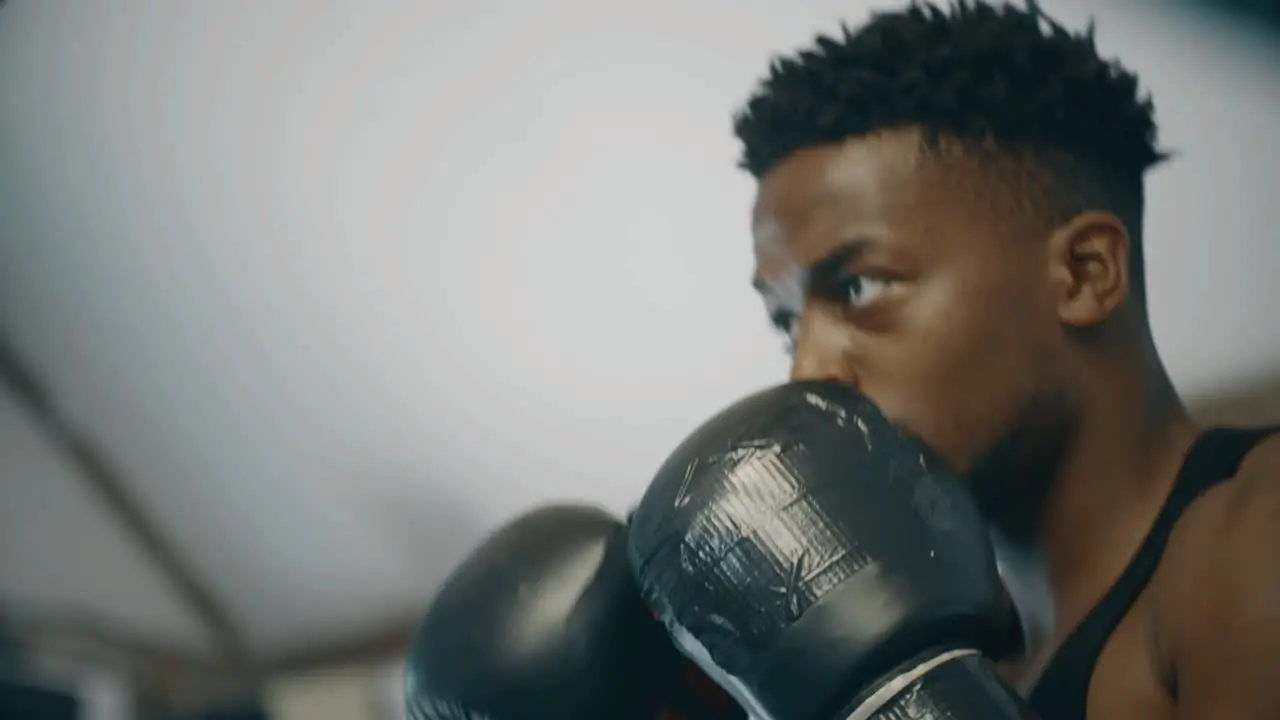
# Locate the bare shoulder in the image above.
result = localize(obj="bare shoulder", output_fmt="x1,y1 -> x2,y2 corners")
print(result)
1159,431 -> 1280,563
1238,430 -> 1280,481
1149,432 -> 1280,715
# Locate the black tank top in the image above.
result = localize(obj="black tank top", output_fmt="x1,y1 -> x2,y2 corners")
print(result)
1027,426 -> 1278,719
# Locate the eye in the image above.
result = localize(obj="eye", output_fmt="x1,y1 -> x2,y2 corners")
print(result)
839,274 -> 893,308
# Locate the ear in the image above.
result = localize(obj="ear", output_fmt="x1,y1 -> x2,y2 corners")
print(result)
1045,212 -> 1131,327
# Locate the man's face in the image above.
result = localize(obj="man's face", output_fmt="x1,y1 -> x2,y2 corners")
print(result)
751,129 -> 1074,530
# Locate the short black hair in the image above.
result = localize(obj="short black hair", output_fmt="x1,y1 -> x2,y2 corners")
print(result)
734,0 -> 1166,179
733,0 -> 1168,295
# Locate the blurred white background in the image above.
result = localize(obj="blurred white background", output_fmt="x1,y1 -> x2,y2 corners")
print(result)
0,1 -> 1276,717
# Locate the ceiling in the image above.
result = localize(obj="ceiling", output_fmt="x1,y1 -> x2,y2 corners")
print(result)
0,1 -> 1277,666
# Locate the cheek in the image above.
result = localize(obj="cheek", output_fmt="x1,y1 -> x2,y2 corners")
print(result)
860,281 -> 1046,471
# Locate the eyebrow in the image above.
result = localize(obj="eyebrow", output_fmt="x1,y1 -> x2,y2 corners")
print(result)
751,237 -> 880,294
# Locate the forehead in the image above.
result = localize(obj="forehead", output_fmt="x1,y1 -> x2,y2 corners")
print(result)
753,133 -> 920,229
751,131 -> 921,271
751,130 -> 1010,279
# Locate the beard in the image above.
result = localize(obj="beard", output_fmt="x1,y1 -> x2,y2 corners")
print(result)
964,388 -> 1078,544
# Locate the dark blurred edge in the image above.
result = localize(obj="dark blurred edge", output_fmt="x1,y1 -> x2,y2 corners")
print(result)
0,678 -> 78,720
1175,0 -> 1280,37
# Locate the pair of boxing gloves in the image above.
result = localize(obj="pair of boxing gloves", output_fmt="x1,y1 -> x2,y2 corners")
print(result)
405,381 -> 1039,720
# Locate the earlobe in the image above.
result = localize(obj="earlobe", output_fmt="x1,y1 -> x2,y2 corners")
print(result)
1048,212 -> 1131,328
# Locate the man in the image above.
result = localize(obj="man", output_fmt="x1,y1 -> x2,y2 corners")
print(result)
734,1 -> 1280,718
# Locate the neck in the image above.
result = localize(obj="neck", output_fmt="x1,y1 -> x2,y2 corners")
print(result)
1000,343 -> 1200,633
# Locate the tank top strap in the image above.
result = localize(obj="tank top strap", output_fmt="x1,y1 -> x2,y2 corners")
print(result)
1028,426 -> 1279,719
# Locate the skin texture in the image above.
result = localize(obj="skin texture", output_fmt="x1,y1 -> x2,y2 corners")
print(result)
749,126 -> 1280,719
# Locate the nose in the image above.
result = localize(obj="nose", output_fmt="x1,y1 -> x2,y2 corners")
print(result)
788,308 -> 859,387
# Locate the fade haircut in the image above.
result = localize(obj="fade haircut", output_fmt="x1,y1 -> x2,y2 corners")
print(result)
733,1 -> 1168,299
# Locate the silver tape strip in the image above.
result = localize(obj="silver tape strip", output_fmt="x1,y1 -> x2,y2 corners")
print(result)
844,648 -> 982,720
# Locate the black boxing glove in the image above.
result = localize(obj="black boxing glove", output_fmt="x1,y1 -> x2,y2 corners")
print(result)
403,504 -> 744,720
628,382 -> 1038,720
